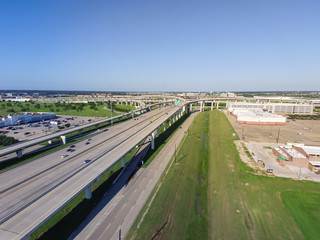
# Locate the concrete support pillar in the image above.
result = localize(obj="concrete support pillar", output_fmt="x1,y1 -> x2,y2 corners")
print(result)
85,185 -> 92,199
95,175 -> 101,182
169,117 -> 172,126
121,156 -> 126,167
16,148 -> 23,158
217,101 -> 220,110
151,133 -> 155,149
163,122 -> 166,131
21,235 -> 30,240
156,127 -> 159,137
211,101 -> 214,110
175,113 -> 178,121
60,135 -> 66,144
190,104 -> 192,113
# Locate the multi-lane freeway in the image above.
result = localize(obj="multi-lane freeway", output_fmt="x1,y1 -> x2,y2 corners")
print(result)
0,105 -> 183,240
0,101 -> 174,159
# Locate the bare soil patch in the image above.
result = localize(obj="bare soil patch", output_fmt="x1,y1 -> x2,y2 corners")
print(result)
234,140 -> 258,170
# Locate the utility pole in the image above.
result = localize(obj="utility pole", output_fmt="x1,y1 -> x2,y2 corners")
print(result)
242,126 -> 245,140
277,127 -> 281,143
175,144 -> 177,163
110,93 -> 113,125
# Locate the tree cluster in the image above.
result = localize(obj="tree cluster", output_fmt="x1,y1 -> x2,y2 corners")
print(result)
0,135 -> 19,146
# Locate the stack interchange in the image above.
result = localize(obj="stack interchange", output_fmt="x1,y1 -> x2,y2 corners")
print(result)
230,108 -> 286,126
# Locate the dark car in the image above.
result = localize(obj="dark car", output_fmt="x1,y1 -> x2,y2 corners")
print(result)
24,132 -> 31,135
83,160 -> 91,163
70,145 -> 76,148
13,132 -> 19,134
85,142 -> 90,145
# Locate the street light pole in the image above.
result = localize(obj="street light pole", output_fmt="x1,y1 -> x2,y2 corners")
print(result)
277,127 -> 281,143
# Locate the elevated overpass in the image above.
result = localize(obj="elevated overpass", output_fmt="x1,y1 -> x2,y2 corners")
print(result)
0,101 -> 175,159
0,104 -> 189,240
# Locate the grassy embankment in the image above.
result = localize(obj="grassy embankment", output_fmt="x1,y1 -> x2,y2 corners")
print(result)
128,111 -> 209,239
129,110 -> 320,240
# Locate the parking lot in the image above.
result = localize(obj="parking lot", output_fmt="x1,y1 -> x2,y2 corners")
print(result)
1,115 -> 103,141
225,111 -> 320,145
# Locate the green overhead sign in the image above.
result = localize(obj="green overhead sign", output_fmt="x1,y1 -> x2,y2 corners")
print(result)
174,101 -> 180,105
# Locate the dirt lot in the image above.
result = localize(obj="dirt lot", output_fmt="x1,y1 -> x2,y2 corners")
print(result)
225,111 -> 320,146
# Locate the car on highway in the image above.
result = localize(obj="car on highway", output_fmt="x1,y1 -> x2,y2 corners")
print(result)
66,148 -> 72,152
24,132 -> 31,135
70,145 -> 76,148
83,159 -> 91,163
61,154 -> 68,158
85,142 -> 90,145
87,138 -> 91,141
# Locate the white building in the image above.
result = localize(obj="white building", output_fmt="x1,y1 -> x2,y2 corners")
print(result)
230,108 -> 286,126
227,102 -> 313,114
0,113 -> 56,127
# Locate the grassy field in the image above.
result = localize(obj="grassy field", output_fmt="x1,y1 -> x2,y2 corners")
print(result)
0,101 -> 134,117
129,110 -> 320,240
128,112 -> 209,239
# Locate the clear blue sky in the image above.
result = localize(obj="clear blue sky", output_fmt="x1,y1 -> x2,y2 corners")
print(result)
1,0 -> 319,92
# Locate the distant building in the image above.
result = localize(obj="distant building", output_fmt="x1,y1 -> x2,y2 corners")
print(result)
229,108 -> 286,126
0,113 -> 56,127
220,92 -> 237,98
227,102 -> 313,114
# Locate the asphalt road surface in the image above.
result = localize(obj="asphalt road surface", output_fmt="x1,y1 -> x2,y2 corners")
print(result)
71,111 -> 199,240
0,105 -> 181,240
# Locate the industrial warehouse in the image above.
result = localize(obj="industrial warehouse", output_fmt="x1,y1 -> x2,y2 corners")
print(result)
0,112 -> 56,127
227,102 -> 313,114
229,108 -> 287,126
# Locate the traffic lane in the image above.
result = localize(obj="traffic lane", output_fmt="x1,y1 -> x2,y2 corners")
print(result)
0,104 -> 170,156
70,138 -> 151,239
0,106 -> 174,190
0,107 -> 181,237
75,112 -> 198,240
0,107 -> 178,223
0,122 -> 153,222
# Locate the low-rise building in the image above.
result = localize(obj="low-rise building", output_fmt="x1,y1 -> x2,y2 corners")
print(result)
0,113 -> 56,127
230,108 -> 286,126
273,144 -> 320,169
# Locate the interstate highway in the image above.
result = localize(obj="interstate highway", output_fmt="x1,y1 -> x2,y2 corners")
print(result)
0,101 -> 174,158
0,105 -> 182,240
